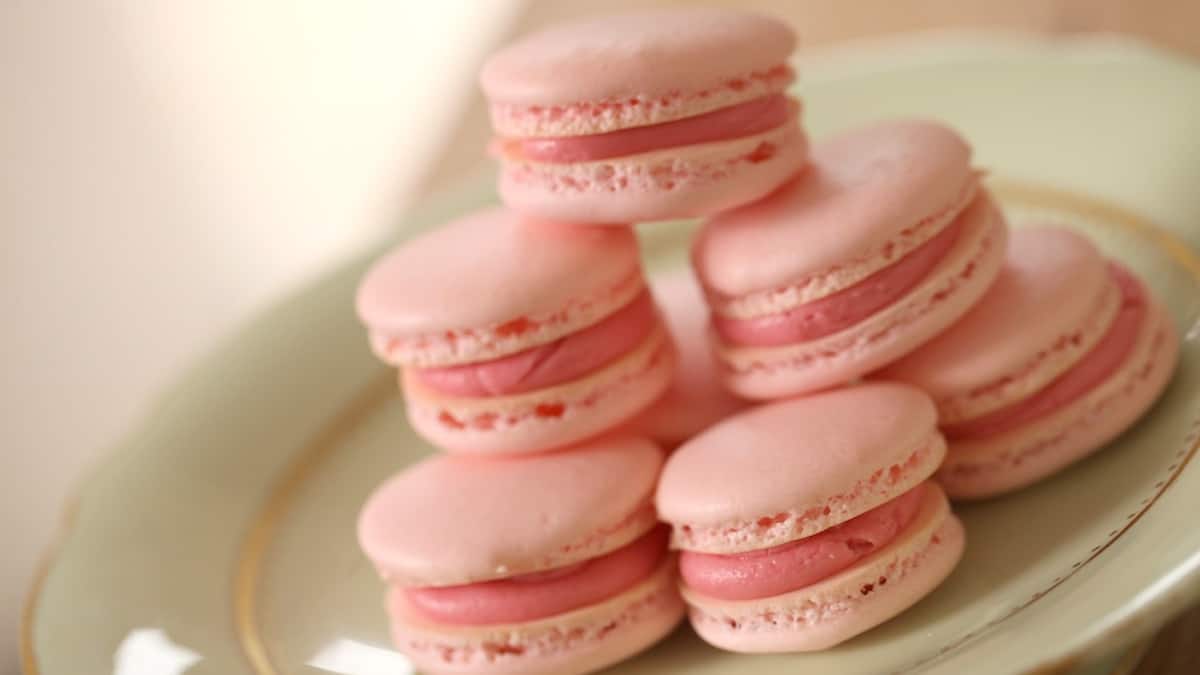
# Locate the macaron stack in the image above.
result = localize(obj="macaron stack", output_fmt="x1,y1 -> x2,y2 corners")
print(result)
353,211 -> 687,672
650,116 -> 1011,650
354,9 -> 809,674
352,6 -> 1178,672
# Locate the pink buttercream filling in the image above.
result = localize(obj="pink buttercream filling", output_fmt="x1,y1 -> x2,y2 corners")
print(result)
415,292 -> 656,397
498,94 -> 793,164
714,213 -> 965,347
679,484 -> 927,601
402,526 -> 668,626
945,263 -> 1146,440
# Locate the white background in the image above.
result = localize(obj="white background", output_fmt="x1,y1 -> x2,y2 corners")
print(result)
1,1 -> 519,669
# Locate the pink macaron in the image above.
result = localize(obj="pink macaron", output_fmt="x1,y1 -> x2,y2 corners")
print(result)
632,268 -> 748,448
881,226 -> 1179,499
480,8 -> 809,224
359,436 -> 684,674
356,207 -> 675,454
692,119 -> 1009,399
656,382 -> 964,652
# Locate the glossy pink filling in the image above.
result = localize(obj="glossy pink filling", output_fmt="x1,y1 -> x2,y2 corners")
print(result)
715,215 -> 965,347
403,526 -> 668,626
945,263 -> 1146,441
680,485 -> 927,601
415,292 -> 656,397
500,94 -> 792,164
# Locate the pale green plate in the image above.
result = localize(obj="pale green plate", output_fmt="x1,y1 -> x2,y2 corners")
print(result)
23,34 -> 1200,675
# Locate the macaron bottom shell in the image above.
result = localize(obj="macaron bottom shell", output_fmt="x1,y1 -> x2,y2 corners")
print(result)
683,484 -> 964,653
939,286 -> 1179,499
716,193 -> 1008,400
404,327 -> 675,454
389,556 -> 686,675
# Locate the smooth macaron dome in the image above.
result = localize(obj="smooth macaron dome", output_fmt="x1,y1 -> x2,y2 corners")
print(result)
359,436 -> 684,674
356,207 -> 675,454
480,8 -> 808,224
656,383 -> 964,652
633,268 -> 748,448
882,226 -> 1180,499
692,119 -> 1009,399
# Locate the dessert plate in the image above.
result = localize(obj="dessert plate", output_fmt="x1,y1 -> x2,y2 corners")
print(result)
23,33 -> 1200,675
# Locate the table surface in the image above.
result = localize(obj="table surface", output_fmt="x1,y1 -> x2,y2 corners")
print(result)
416,3 -> 1200,673
1130,607 -> 1200,674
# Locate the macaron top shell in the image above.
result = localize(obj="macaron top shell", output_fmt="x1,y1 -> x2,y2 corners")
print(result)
657,383 -> 940,543
694,119 -> 973,307
358,435 -> 661,587
883,227 -> 1115,401
481,9 -> 795,136
356,207 -> 641,364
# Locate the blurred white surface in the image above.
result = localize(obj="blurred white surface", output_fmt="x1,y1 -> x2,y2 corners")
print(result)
0,1 -> 518,669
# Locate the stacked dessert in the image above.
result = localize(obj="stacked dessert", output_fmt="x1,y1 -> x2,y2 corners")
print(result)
353,7 -> 1178,673
656,117 -> 1006,650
